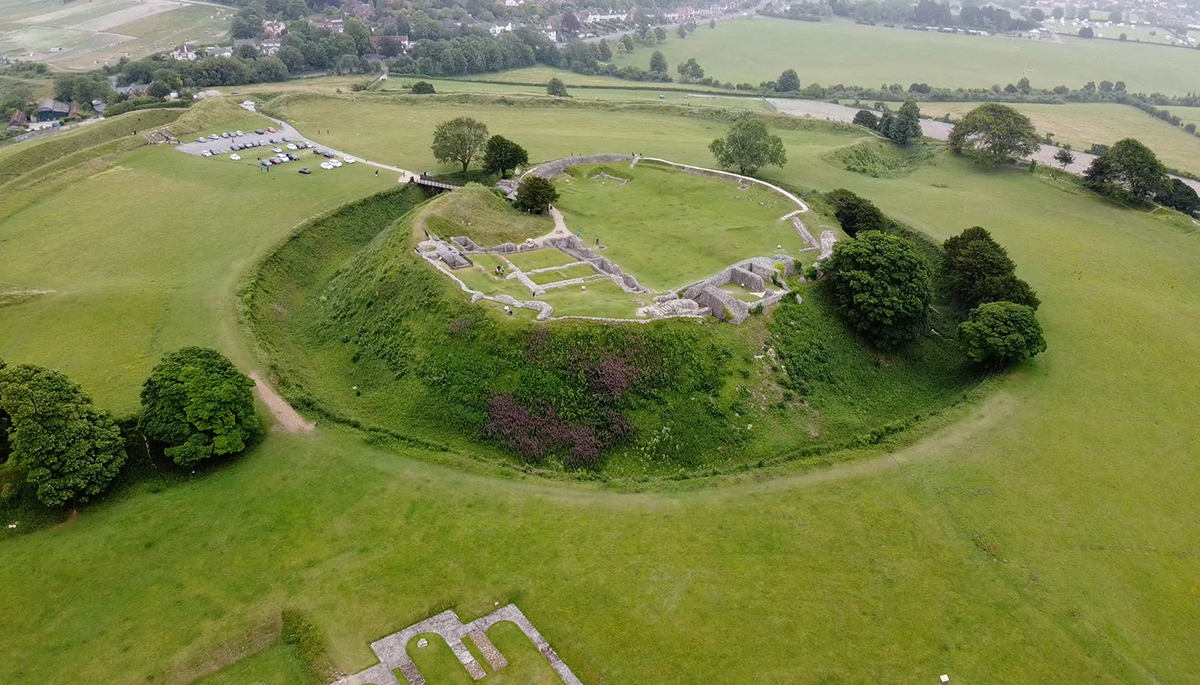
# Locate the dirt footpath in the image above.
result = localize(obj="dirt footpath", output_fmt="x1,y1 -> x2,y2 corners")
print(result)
249,372 -> 315,434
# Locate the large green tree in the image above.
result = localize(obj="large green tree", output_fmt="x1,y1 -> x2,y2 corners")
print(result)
948,103 -> 1039,165
515,176 -> 559,214
1156,178 -> 1200,216
0,364 -> 126,507
431,117 -> 489,172
943,226 -> 1039,309
546,78 -> 568,97
959,301 -> 1047,367
482,135 -> 529,178
825,231 -> 933,349
649,50 -> 668,74
1084,138 -> 1169,204
887,99 -> 922,146
776,68 -> 800,92
677,58 -> 705,83
708,117 -> 787,176
139,347 -> 260,467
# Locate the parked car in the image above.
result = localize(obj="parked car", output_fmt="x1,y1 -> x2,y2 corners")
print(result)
221,132 -> 230,138
231,154 -> 241,161
343,156 -> 356,164
286,144 -> 297,150
194,137 -> 205,143
255,129 -> 265,135
243,101 -> 255,107
330,159 -> 343,168
287,153 -> 300,161
323,151 -> 335,158
320,162 -> 333,170
299,167 -> 312,175
235,131 -> 244,137
267,126 -> 276,133
201,150 -> 212,157
272,147 -> 282,153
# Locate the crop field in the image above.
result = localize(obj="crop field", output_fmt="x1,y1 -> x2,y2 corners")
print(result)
0,0 -> 229,69
552,161 -> 810,291
614,17 -> 1200,94
2,94 -> 1200,685
917,101 -> 1200,176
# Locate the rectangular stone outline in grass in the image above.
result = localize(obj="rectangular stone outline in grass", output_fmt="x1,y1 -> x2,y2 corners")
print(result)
329,604 -> 581,685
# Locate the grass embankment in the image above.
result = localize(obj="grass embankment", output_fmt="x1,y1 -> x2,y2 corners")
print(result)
412,184 -> 551,245
824,138 -> 939,178
247,183 -> 975,477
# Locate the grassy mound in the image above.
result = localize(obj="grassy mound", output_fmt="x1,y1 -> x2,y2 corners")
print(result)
824,139 -> 937,178
0,108 -> 185,188
412,184 -> 551,246
248,187 -> 982,479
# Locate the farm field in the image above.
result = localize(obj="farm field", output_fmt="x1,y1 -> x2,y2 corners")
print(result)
2,94 -> 1200,684
0,0 -> 229,70
612,17 -> 1200,94
917,101 -> 1200,176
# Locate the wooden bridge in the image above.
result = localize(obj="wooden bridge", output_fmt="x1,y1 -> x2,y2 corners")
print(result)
409,176 -> 461,192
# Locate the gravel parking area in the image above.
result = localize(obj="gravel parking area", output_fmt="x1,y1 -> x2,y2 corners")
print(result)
174,128 -> 327,159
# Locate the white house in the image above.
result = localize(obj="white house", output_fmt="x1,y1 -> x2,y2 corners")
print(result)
170,43 -> 198,61
488,21 -> 514,35
543,27 -> 558,41
504,0 -> 524,6
262,20 -> 286,37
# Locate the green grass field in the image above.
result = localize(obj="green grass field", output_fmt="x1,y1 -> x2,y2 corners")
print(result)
2,94 -> 1200,684
553,161 -> 812,291
919,101 -> 1200,175
618,17 -> 1200,94
0,0 -> 231,69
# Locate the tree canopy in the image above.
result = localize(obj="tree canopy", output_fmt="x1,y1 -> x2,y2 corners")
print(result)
0,364 -> 126,507
515,176 -> 558,214
432,117 -> 490,172
708,117 -> 787,176
1084,138 -> 1169,204
887,99 -> 922,146
825,231 -> 933,349
1054,145 -> 1075,169
959,301 -> 1047,367
943,226 -> 1039,310
546,77 -> 568,97
649,51 -> 668,74
139,347 -> 260,467
776,69 -> 801,92
677,58 -> 705,83
411,81 -> 436,94
1156,178 -> 1200,216
482,135 -> 529,178
824,189 -> 887,237
948,103 -> 1039,165
853,109 -> 879,130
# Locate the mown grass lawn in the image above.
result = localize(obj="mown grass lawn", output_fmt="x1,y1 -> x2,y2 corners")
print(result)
1,96 -> 1199,685
614,17 -> 1200,94
0,143 -> 387,413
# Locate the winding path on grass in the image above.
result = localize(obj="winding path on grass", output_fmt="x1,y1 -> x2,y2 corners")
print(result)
249,372 -> 314,434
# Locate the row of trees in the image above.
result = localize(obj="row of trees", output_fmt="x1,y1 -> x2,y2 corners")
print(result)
852,99 -> 922,145
822,215 -> 1046,366
431,117 -> 529,177
0,349 -> 260,509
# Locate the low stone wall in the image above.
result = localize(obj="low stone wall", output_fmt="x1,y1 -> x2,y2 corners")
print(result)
525,154 -> 633,179
544,235 -> 650,294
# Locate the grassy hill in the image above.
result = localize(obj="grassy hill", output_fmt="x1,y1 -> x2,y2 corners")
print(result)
3,94 -> 1200,684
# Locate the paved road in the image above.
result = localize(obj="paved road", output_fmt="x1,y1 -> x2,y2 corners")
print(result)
766,98 -> 1200,195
